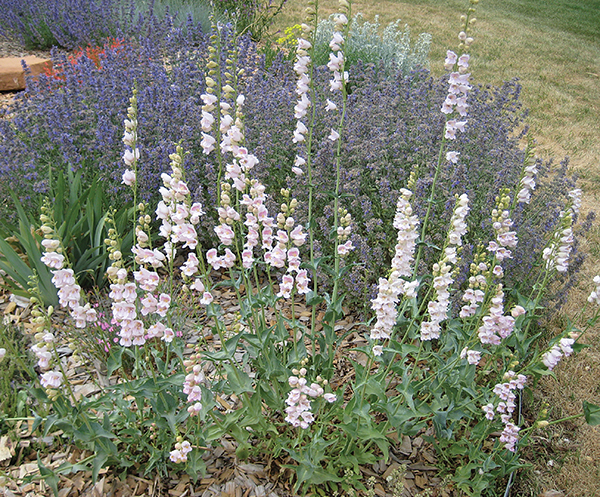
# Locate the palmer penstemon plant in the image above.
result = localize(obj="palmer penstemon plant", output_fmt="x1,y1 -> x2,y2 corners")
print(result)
7,0 -> 598,495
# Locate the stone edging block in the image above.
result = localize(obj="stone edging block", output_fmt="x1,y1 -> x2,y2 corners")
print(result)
0,56 -> 52,91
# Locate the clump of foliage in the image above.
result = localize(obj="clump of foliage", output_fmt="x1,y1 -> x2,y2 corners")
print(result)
1,1 -> 599,496
0,326 -> 33,432
0,0 -> 590,310
0,0 -> 138,50
0,0 -> 215,50
214,0 -> 288,41
0,170 -> 133,305
312,12 -> 432,74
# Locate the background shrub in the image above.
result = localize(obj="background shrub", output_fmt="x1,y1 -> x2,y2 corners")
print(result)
312,13 -> 432,75
0,0 -> 139,49
0,26 -> 585,309
242,59 -> 588,305
213,0 -> 288,41
0,0 -> 217,50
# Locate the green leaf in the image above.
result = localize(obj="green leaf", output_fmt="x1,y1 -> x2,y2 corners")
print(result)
305,290 -> 324,306
186,449 -> 207,481
92,450 -> 109,483
223,363 -> 254,395
37,455 -> 59,497
106,346 -> 123,377
583,401 -> 600,425
297,465 -> 343,487
573,342 -> 591,353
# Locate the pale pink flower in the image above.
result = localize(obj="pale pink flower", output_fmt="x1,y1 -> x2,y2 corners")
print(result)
156,201 -> 170,220
500,422 -> 520,452
295,269 -> 310,294
542,345 -> 562,370
172,223 -> 198,249
444,50 -> 457,70
190,278 -> 205,293
277,274 -> 295,299
201,133 -> 216,154
329,32 -> 344,51
190,202 -> 205,224
221,248 -> 236,268
122,130 -> 136,147
337,240 -> 354,255
181,253 -> 199,277
71,304 -> 89,328
588,275 -> 600,304
446,151 -> 460,163
242,248 -> 254,269
169,449 -> 186,463
290,225 -> 307,246
200,292 -> 213,305
201,110 -> 214,131
458,54 -> 470,68
186,402 -> 202,416
267,246 -> 287,268
460,348 -> 481,365
40,371 -> 63,389
325,99 -> 337,111
41,239 -> 60,252
482,403 -> 495,420
122,148 -> 139,166
156,293 -> 171,317
162,327 -> 175,343
293,121 -> 308,143
134,268 -> 160,292
146,322 -> 166,339
327,52 -> 344,72
201,93 -> 217,108
122,282 -> 137,303
57,284 -> 82,309
122,169 -> 136,186
510,305 -> 526,318
214,224 -> 235,246
41,252 -> 65,269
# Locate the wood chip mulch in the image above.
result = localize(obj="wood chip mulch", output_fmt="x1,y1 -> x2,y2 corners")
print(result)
0,280 -> 461,497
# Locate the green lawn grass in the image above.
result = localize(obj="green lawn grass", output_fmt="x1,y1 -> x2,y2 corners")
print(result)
275,0 -> 600,169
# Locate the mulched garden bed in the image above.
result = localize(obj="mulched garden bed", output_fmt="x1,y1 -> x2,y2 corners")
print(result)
0,283 -> 459,497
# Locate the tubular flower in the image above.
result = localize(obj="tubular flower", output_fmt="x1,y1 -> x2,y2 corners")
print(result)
420,194 -> 469,341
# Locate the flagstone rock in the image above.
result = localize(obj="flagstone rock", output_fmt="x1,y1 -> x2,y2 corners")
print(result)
0,56 -> 51,91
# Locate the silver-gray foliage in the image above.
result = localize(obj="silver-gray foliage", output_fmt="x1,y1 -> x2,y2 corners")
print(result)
313,13 -> 432,74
